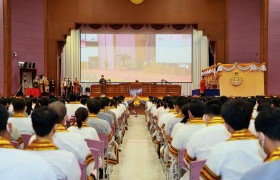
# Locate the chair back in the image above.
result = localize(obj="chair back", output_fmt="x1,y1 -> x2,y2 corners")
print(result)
89,148 -> 99,179
79,162 -> 87,180
10,141 -> 18,148
98,134 -> 109,148
21,134 -> 32,149
85,139 -> 105,157
190,160 -> 206,180
178,149 -> 187,169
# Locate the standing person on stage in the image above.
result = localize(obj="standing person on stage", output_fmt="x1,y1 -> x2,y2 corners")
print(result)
99,75 -> 107,95
33,76 -> 40,88
62,78 -> 68,96
39,76 -> 45,94
74,78 -> 80,95
49,78 -> 55,95
44,77 -> 50,95
67,78 -> 73,95
200,75 -> 206,96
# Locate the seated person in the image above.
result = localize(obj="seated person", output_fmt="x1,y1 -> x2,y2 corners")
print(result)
48,101 -> 95,177
99,97 -> 114,126
241,107 -> 280,180
0,104 -> 57,180
87,99 -> 119,165
185,99 -> 230,163
199,99 -> 263,180
8,98 -> 35,135
66,94 -> 86,117
170,101 -> 206,158
26,107 -> 81,180
68,107 -> 100,141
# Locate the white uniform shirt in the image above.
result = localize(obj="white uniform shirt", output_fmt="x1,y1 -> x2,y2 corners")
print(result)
170,120 -> 206,156
68,125 -> 100,141
27,149 -> 81,180
200,135 -> 263,180
0,148 -> 56,180
66,103 -> 87,117
53,129 -> 94,175
8,116 -> 35,135
186,123 -> 230,162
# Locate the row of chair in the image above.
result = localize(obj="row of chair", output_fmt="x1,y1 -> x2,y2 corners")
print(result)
146,109 -> 206,180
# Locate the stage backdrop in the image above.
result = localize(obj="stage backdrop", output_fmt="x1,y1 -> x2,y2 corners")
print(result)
61,27 -> 209,95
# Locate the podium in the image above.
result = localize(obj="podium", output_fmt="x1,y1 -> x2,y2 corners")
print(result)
202,63 -> 266,97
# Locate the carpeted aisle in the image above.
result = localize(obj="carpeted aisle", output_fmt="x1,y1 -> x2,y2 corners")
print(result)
110,115 -> 165,180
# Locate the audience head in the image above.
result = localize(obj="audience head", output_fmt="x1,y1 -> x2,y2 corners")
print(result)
39,96 -> 50,107
188,100 -> 205,119
167,98 -> 175,109
181,104 -> 190,124
271,98 -> 280,108
26,99 -> 33,116
48,101 -> 67,124
68,94 -> 77,102
255,107 -> 280,155
175,96 -> 188,113
203,99 -> 222,123
100,97 -> 110,109
87,99 -> 101,114
0,104 -> 10,140
12,98 -> 26,113
75,107 -> 89,129
257,102 -> 271,112
221,99 -> 253,133
31,107 -> 59,138
80,98 -> 88,106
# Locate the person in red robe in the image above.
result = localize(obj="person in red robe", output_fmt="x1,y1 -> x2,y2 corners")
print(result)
73,78 -> 80,95
200,75 -> 206,96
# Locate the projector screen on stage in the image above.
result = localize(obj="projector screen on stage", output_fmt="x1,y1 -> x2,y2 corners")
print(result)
80,33 -> 192,82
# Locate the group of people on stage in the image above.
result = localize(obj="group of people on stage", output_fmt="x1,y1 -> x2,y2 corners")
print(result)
61,78 -> 80,96
0,94 -> 130,180
146,95 -> 280,180
33,76 -> 55,95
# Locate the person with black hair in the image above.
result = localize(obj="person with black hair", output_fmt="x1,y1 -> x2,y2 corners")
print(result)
170,101 -> 206,158
169,101 -> 206,179
0,105 -> 57,180
26,107 -> 81,180
46,101 -> 95,177
240,108 -> 280,180
164,96 -> 188,137
38,96 -> 50,107
25,99 -> 33,117
181,99 -> 230,180
65,94 -> 87,117
87,99 -> 119,165
199,99 -> 262,180
8,98 -> 35,135
98,97 -> 114,126
68,107 -> 99,141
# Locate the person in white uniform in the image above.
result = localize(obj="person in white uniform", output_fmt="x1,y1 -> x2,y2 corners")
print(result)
241,107 -> 280,180
65,94 -> 86,117
48,101 -> 95,177
8,98 -> 35,135
199,99 -> 263,180
0,104 -> 57,180
68,107 -> 100,141
26,106 -> 81,180
184,99 -> 230,164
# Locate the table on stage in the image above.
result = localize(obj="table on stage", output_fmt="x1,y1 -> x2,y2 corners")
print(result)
25,88 -> 41,97
192,89 -> 220,96
90,83 -> 181,97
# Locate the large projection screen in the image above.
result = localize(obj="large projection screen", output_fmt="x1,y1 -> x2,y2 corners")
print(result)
80,33 -> 192,82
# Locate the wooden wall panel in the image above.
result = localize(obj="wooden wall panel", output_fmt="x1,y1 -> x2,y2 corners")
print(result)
46,0 -> 226,83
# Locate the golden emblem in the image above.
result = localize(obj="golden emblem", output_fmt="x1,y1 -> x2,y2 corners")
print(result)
230,70 -> 243,86
130,0 -> 144,4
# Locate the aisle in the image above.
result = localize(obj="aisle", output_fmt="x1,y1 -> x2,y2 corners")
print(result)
110,115 -> 165,180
